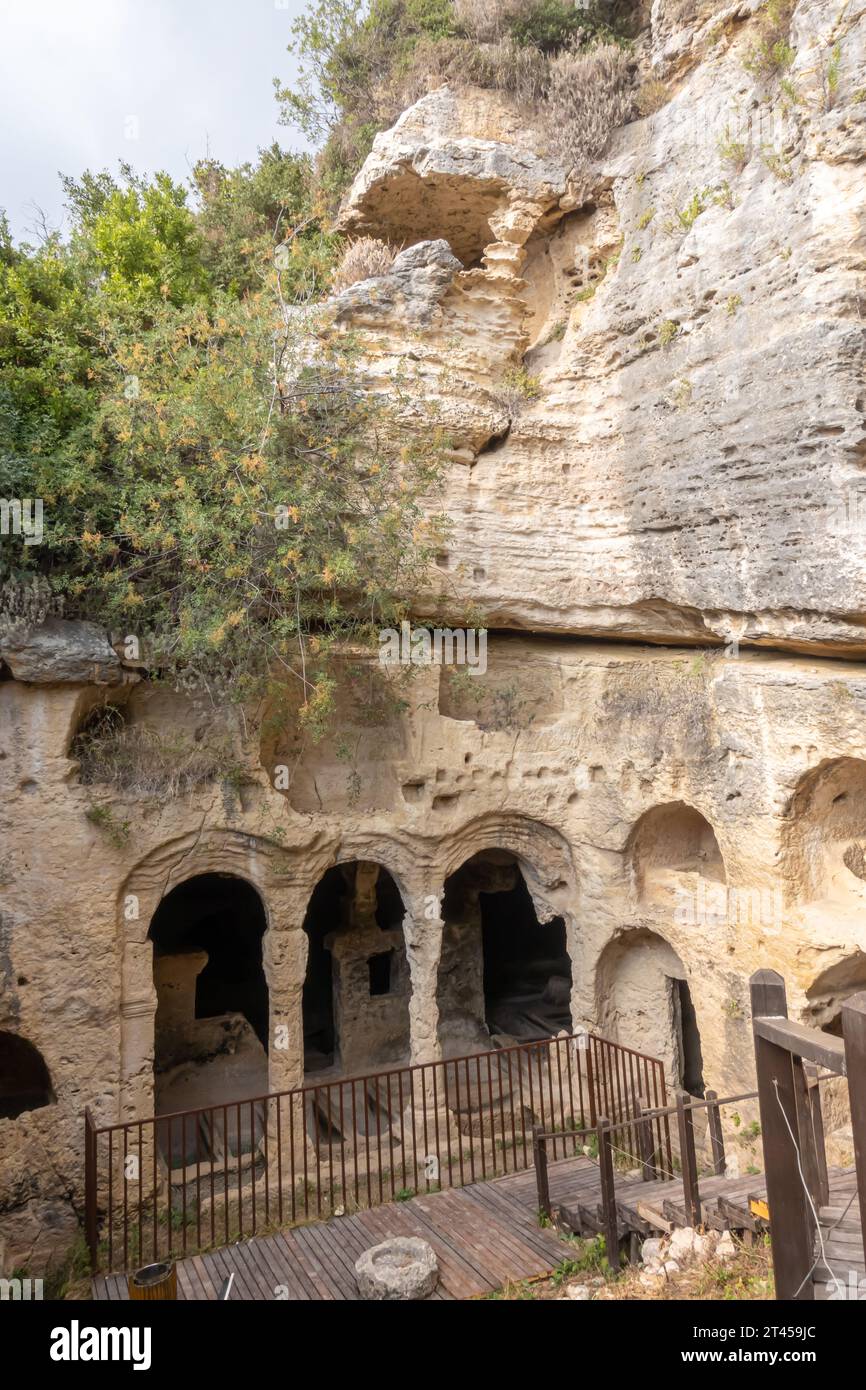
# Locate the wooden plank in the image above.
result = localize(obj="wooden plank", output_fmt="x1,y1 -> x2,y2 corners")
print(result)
842,992 -> 866,1250
209,1246 -> 256,1301
635,1201 -> 672,1232
413,1186 -> 551,1290
176,1257 -> 204,1301
233,1239 -> 279,1300
190,1253 -> 222,1301
676,1091 -> 701,1227
300,1220 -> 361,1299
751,970 -> 816,1301
444,1188 -> 556,1275
383,1192 -> 516,1289
252,1233 -> 312,1300
753,1017 -> 845,1075
718,1196 -> 761,1232
278,1228 -> 339,1300
460,1183 -> 566,1263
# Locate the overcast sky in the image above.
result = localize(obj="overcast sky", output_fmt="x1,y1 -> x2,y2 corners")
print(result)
0,0 -> 309,242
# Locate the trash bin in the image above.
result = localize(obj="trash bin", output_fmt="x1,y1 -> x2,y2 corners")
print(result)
128,1261 -> 177,1300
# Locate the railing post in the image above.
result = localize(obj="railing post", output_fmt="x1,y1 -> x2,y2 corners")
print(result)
635,1097 -> 657,1180
585,1039 -> 597,1127
841,991 -> 866,1250
750,969 -> 815,1301
705,1090 -> 726,1177
804,1066 -> 830,1210
84,1106 -> 98,1274
532,1124 -> 551,1220
675,1090 -> 701,1226
792,1061 -> 828,1210
596,1116 -> 619,1269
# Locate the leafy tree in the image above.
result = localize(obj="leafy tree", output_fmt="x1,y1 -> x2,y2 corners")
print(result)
505,0 -> 623,53
1,156 -> 448,729
0,217 -> 97,496
61,166 -> 211,310
192,145 -> 338,301
275,0 -> 462,202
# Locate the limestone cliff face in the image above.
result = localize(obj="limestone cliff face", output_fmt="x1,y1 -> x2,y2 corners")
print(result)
336,0 -> 866,652
2,0 -> 866,1272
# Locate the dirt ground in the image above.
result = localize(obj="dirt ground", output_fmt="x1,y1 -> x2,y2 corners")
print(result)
481,1232 -> 774,1301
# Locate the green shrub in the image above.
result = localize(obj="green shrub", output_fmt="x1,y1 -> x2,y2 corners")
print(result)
717,126 -> 748,172
742,0 -> 796,79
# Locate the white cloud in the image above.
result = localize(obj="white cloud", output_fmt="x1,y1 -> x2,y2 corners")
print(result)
0,0 -> 307,240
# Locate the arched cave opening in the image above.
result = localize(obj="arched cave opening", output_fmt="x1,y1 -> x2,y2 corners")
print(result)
438,850 -> 571,1050
0,1032 -> 55,1119
597,929 -> 705,1097
302,861 -> 410,1077
149,873 -> 268,1051
629,801 -> 725,904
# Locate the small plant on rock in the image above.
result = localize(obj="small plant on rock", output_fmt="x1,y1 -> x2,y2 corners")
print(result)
742,0 -> 796,80
636,78 -> 670,117
717,127 -> 748,173
330,235 -> 396,292
85,803 -> 131,849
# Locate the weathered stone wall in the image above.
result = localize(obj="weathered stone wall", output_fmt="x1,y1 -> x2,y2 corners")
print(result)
5,636 -> 866,1263
2,0 -> 865,1271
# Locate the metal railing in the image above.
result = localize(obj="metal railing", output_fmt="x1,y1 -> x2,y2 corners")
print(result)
533,1085 -> 758,1262
85,1029 -> 670,1273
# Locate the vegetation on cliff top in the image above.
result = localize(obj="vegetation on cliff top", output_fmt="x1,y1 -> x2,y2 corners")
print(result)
0,146 -> 446,722
276,0 -> 637,201
0,0 -> 638,724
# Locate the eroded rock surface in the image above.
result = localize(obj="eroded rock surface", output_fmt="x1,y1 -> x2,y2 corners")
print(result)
3,0 -> 866,1275
336,2 -> 866,653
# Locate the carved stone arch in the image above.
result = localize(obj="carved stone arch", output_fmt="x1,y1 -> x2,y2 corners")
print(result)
594,926 -> 705,1097
436,811 -> 578,924
625,800 -> 726,912
117,827 -> 327,1121
299,835 -> 431,1070
327,833 -> 431,910
432,813 -> 580,1049
781,756 -> 866,907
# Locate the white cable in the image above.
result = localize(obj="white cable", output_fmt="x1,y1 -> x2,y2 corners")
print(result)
771,1077 -> 844,1298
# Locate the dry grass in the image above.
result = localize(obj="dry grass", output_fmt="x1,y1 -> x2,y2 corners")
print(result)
73,711 -> 240,799
331,236 -> 397,293
454,0 -> 539,43
636,77 -> 671,117
398,33 -> 632,176
486,1232 -> 774,1300
543,44 -> 634,169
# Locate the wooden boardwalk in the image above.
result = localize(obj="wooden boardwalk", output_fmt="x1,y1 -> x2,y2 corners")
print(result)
92,1153 -> 864,1301
92,1162 -> 570,1301
814,1169 -> 865,1299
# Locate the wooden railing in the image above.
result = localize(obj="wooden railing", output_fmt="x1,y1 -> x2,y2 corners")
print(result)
750,969 -> 866,1301
532,1084 -> 757,1261
532,971 -> 866,1301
